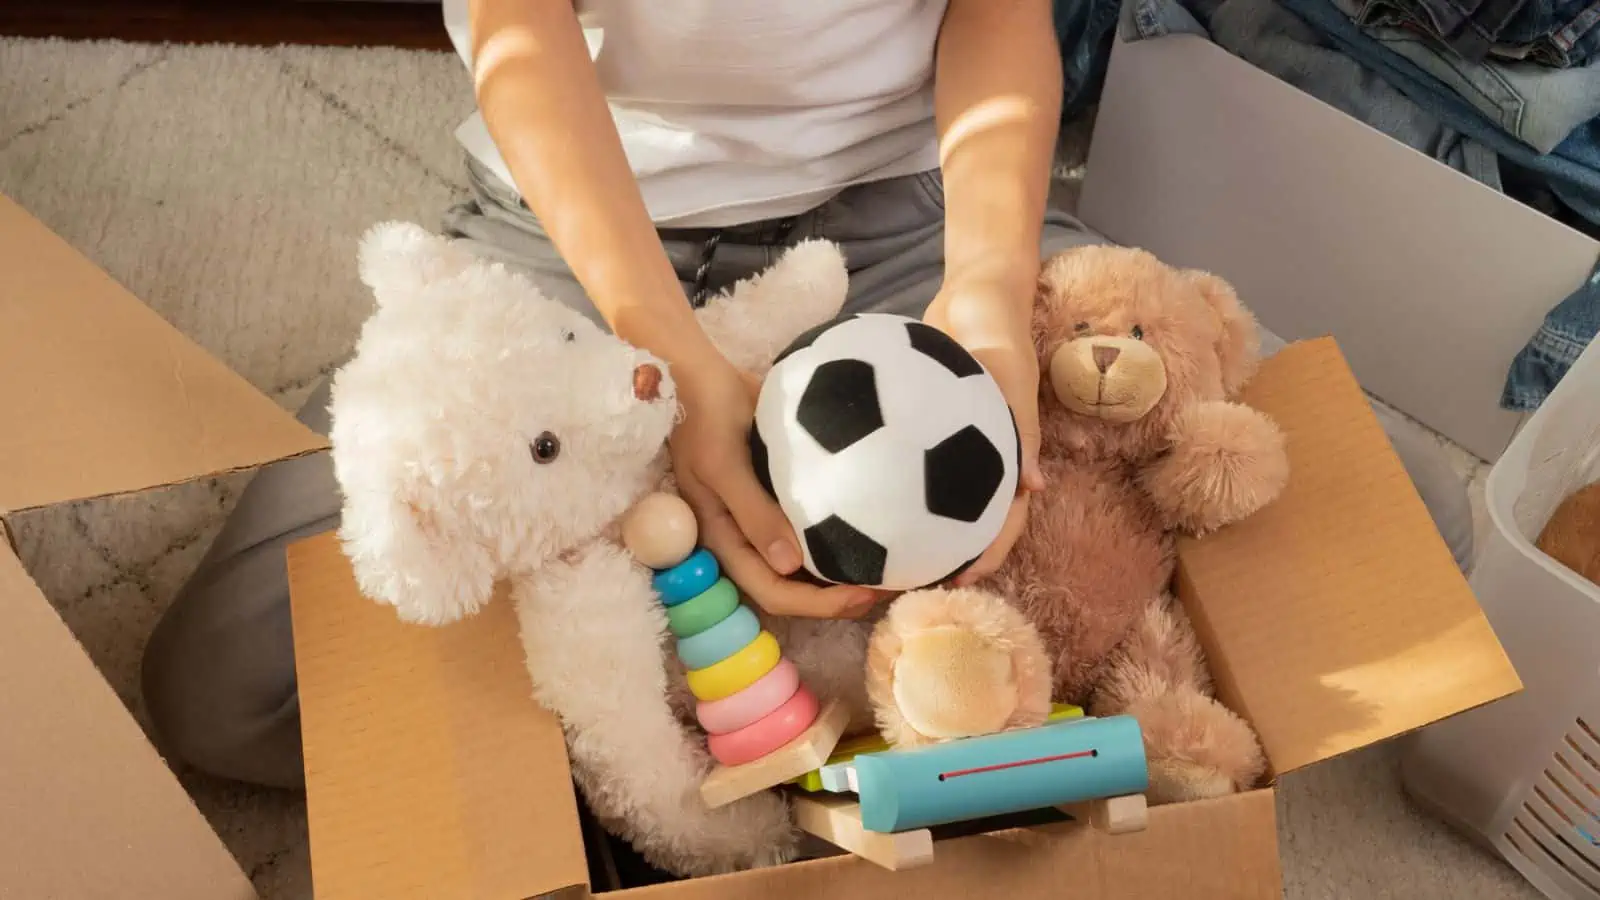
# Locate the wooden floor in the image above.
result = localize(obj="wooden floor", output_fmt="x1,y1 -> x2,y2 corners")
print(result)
0,0 -> 453,51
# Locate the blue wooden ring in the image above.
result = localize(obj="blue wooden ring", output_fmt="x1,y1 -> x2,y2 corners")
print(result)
653,547 -> 720,607
676,603 -> 760,670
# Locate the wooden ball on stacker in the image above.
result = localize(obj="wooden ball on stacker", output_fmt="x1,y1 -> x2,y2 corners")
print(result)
622,492 -> 699,569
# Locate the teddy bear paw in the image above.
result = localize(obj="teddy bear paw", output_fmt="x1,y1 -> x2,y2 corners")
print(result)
866,588 -> 1054,748
1144,400 -> 1289,535
1119,682 -> 1267,805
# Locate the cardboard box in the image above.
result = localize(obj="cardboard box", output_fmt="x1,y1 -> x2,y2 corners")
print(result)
0,193 -> 326,898
283,28 -> 1598,900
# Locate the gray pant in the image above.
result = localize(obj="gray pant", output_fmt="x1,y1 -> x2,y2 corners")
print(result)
139,158 -> 1475,789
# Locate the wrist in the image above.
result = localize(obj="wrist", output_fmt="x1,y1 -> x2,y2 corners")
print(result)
940,256 -> 1038,312
611,284 -> 722,370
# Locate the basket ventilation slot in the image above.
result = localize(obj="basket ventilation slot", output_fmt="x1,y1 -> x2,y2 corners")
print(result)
1502,719 -> 1600,899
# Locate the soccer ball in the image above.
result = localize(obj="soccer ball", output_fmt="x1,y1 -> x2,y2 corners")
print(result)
749,313 -> 1020,591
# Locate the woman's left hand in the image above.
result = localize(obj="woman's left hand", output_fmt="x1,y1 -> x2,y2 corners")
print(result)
922,272 -> 1046,586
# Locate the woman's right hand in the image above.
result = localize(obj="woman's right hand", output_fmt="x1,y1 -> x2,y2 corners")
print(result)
669,349 -> 886,620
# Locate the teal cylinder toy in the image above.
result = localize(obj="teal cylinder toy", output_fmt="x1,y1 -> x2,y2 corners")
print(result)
853,715 -> 1148,833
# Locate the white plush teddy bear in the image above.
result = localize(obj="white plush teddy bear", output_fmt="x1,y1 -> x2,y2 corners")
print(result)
326,221 -> 872,877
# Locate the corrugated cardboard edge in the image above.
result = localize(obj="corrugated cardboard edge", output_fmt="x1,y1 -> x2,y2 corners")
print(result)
0,545 -> 256,900
4,449 -> 327,517
1176,338 -> 1523,777
610,790 -> 1282,899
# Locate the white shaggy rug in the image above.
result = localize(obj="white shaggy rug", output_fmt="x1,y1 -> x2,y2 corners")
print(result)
0,35 -> 1540,900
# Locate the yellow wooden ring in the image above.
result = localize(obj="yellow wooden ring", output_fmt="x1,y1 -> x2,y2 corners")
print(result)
685,631 -> 781,702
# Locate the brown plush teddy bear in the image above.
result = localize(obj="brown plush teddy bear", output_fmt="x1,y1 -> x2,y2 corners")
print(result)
985,243 -> 1289,804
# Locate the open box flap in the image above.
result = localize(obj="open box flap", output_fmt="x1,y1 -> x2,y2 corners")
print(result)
0,545 -> 256,899
0,193 -> 327,515
1176,339 -> 1523,775
288,531 -> 591,900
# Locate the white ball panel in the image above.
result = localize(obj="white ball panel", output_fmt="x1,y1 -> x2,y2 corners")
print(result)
753,312 -> 1022,589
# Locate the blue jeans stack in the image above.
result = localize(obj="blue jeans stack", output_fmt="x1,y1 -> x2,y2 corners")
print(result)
1052,0 -> 1600,411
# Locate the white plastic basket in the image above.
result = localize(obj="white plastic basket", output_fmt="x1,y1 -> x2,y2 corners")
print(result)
1400,332 -> 1600,899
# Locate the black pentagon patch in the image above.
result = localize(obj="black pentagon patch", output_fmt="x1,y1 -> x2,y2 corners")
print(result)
748,423 -> 775,499
905,321 -> 985,378
805,515 -> 888,586
925,425 -> 1005,523
772,314 -> 854,368
798,358 -> 884,454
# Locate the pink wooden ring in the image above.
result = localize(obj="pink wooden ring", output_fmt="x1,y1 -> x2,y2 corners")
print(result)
706,685 -> 820,767
695,657 -> 801,736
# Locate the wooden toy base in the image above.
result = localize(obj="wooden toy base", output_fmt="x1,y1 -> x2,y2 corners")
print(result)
790,794 -> 935,872
699,699 -> 850,809
1060,793 -> 1150,835
791,792 -> 1152,872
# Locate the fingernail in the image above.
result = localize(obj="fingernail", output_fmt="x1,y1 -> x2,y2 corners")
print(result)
767,540 -> 801,574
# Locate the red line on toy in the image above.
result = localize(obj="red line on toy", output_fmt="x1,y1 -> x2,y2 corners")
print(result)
937,749 -> 1097,780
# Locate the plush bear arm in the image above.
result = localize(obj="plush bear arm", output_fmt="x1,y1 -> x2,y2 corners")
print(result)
1090,594 -> 1266,804
1141,400 -> 1290,535
512,539 -> 797,877
694,239 -> 849,377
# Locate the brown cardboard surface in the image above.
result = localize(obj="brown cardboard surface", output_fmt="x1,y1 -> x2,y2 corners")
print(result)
0,193 -> 328,514
613,790 -> 1281,899
1077,33 -> 1599,461
1176,338 -> 1524,775
287,531 -> 590,900
0,545 -> 257,900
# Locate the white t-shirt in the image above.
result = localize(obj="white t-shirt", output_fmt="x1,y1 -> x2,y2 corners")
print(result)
442,0 -> 949,227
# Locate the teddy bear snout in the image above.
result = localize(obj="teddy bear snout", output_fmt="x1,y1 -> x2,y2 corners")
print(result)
632,363 -> 663,402
1050,336 -> 1168,423
1092,344 -> 1122,373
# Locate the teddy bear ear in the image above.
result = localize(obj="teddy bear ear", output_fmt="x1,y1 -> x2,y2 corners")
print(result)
1183,268 -> 1261,397
327,366 -> 498,626
336,481 -> 499,627
356,220 -> 482,308
694,238 -> 850,375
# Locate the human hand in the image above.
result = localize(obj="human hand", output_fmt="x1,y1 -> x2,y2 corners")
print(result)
669,350 -> 885,619
922,273 -> 1047,586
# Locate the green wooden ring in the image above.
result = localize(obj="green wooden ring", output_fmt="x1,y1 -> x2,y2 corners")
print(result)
667,577 -> 740,638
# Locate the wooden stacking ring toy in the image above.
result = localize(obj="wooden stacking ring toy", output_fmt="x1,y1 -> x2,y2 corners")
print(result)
665,577 -> 740,638
620,491 -> 835,801
705,685 -> 821,767
696,657 -> 802,735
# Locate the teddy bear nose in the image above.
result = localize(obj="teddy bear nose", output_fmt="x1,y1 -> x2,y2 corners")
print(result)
1092,344 -> 1122,373
633,363 -> 663,402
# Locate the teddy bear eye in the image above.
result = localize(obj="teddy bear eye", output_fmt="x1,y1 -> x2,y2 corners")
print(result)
1074,321 -> 1091,334
562,329 -> 576,343
1131,324 -> 1145,340
530,431 -> 562,464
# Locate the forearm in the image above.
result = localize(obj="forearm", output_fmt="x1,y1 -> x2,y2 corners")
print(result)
934,0 -> 1062,301
467,0 -> 719,369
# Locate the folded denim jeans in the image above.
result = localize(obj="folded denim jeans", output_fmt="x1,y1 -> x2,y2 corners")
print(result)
1055,0 -> 1126,122
1367,0 -> 1600,67
1188,0 -> 1508,190
1331,0 -> 1600,153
